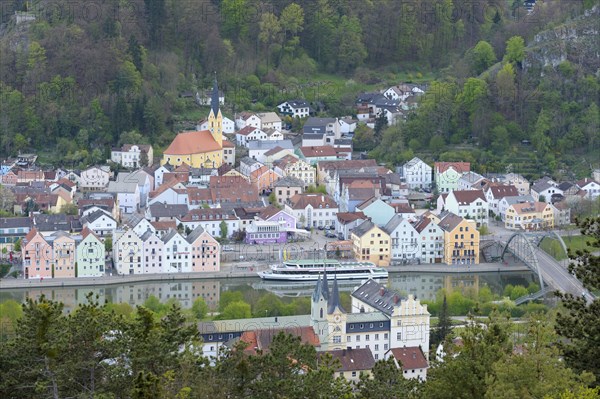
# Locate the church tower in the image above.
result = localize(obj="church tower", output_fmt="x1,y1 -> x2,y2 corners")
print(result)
311,272 -> 330,343
207,73 -> 223,146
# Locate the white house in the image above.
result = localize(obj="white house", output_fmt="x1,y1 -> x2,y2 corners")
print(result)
531,181 -> 563,202
338,118 -> 357,135
161,230 -> 192,273
335,212 -> 367,240
400,157 -> 432,190
107,181 -> 140,214
384,214 -> 421,263
80,210 -> 117,241
257,112 -> 282,131
76,228 -> 105,278
248,140 -> 294,164
235,112 -> 261,131
386,346 -> 429,381
111,144 -> 153,168
484,184 -> 519,215
383,84 -> 424,102
177,208 -> 240,238
440,190 -> 488,227
112,229 -> 144,275
264,128 -> 284,141
115,170 -> 153,208
576,178 -> 600,200
78,166 -> 110,192
273,155 -> 316,189
126,214 -> 156,237
240,157 -> 264,177
284,193 -> 338,229
413,217 -> 444,264
236,126 -> 268,147
277,100 -> 310,118
457,172 -> 486,191
148,186 -> 188,207
141,230 -> 165,274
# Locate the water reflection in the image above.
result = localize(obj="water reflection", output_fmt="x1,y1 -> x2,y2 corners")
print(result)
0,271 -> 535,311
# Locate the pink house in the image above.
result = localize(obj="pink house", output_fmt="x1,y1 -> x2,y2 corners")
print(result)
186,226 -> 220,272
22,228 -> 53,279
50,231 -> 76,278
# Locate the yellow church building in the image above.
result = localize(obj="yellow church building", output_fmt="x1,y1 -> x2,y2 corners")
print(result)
162,76 -> 225,168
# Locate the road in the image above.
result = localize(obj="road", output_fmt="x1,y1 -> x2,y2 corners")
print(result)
534,247 -> 593,304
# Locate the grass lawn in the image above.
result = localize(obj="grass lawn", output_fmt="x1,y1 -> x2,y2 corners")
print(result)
540,235 -> 596,261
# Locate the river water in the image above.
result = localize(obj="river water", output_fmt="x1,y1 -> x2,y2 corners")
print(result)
0,271 -> 536,312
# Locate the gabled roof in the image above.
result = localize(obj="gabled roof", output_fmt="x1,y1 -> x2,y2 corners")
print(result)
321,348 -> 375,372
388,346 -> 428,370
510,201 -> 550,214
351,220 -> 376,238
336,212 -> 366,224
383,214 -> 409,234
351,279 -> 404,316
256,112 -> 281,124
186,225 -> 208,244
501,195 -> 535,205
81,209 -> 115,225
434,162 -> 470,174
264,146 -> 287,157
287,193 -> 337,210
486,184 -> 519,198
148,203 -> 189,218
413,217 -> 433,233
577,178 -> 599,188
163,130 -> 221,155
0,217 -> 31,229
279,99 -> 309,109
356,196 -> 380,210
273,175 -> 304,188
299,146 -> 337,158
237,125 -> 260,136
531,181 -> 556,193
240,326 -> 320,354
438,212 -> 466,232
150,220 -> 177,231
451,190 -> 486,205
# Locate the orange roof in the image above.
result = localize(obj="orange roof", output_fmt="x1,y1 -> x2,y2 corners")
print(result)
435,162 -> 470,174
150,220 -> 177,231
222,139 -> 235,148
240,326 -> 320,354
388,346 -> 428,370
511,201 -> 550,214
23,227 -> 39,243
299,146 -> 337,158
164,130 -> 221,155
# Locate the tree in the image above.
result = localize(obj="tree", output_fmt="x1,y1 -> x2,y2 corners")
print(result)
555,216 -> 600,383
468,40 -> 497,75
504,36 -> 525,66
335,16 -> 367,73
220,301 -> 251,320
356,357 -> 420,398
0,185 -> 15,213
104,237 -> 112,253
13,238 -> 21,252
258,13 -> 282,70
425,312 -> 512,399
433,295 -> 453,346
485,313 -> 592,398
191,297 -> 209,320
220,221 -> 228,240
139,150 -> 149,168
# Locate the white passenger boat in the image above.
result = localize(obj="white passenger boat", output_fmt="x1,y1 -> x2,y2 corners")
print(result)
257,259 -> 388,281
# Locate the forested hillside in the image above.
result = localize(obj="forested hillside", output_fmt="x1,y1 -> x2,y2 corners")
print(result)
0,0 -> 598,177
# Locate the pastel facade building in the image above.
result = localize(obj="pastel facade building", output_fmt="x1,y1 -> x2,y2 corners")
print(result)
76,228 -> 105,277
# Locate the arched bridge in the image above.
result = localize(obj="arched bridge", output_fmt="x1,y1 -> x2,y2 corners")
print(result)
500,232 -> 592,303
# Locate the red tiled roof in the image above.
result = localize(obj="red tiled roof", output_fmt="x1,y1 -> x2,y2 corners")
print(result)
150,221 -> 177,231
434,162 -> 470,174
388,347 -> 428,370
451,190 -> 486,205
336,212 -> 366,223
510,201 -> 549,214
487,184 -> 518,199
222,139 -> 235,148
321,348 -> 375,372
299,146 -> 337,158
163,130 -> 221,155
237,126 -> 258,136
287,193 -> 337,209
240,326 -> 320,354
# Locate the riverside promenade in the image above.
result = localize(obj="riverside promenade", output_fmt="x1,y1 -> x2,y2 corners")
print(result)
0,262 -> 530,290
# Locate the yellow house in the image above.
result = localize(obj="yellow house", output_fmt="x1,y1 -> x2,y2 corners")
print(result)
351,220 -> 390,266
162,77 -> 225,168
505,201 -> 554,231
438,212 -> 480,265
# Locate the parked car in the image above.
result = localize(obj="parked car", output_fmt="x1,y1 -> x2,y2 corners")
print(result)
318,225 -> 325,230
325,232 -> 337,238
337,233 -> 344,240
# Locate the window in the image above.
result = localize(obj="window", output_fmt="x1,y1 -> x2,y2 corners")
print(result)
375,334 -> 379,340
397,332 -> 401,340
356,335 -> 360,342
366,334 -> 370,341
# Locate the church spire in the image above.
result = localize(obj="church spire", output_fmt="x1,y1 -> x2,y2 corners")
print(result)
321,267 -> 330,301
328,273 -> 345,314
211,72 -> 220,116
